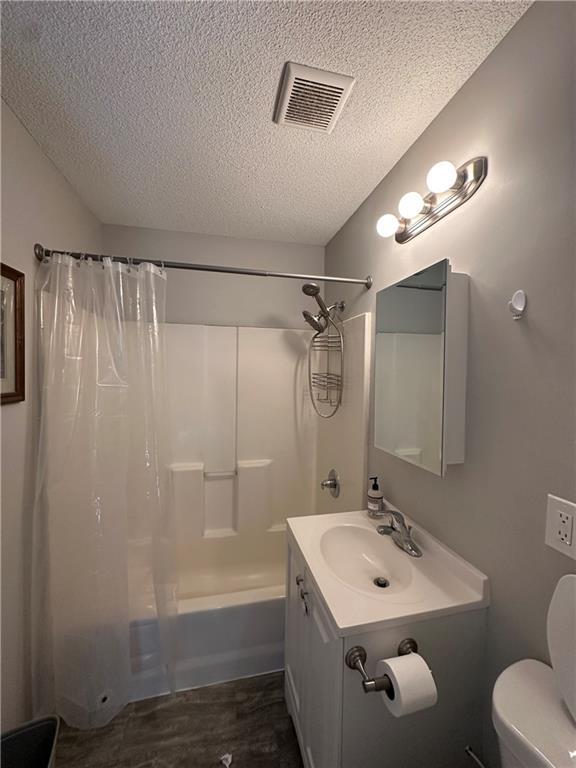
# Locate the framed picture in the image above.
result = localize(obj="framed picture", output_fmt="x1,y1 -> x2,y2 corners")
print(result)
1,263 -> 25,404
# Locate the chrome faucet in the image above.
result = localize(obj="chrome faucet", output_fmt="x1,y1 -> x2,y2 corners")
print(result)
377,510 -> 422,558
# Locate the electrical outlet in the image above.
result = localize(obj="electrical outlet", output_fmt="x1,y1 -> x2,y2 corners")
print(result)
557,510 -> 573,545
545,494 -> 576,560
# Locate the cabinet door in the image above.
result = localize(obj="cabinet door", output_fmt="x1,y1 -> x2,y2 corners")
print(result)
285,545 -> 306,721
302,577 -> 342,768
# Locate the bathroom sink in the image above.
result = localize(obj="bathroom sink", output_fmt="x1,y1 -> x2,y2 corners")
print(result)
320,524 -> 413,596
287,509 -> 489,636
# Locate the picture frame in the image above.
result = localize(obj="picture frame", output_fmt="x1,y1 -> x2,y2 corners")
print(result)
1,263 -> 25,404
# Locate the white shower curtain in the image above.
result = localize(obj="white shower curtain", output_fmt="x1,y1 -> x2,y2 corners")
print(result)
32,254 -> 177,729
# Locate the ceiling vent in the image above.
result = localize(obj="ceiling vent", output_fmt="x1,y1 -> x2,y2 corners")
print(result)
274,62 -> 355,134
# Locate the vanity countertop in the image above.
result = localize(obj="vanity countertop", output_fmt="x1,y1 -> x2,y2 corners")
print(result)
287,508 -> 489,637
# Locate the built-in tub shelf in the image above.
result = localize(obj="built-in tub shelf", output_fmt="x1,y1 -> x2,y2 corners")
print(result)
170,458 -> 283,539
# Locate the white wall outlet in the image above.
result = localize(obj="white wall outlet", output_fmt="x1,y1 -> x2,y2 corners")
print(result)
545,494 -> 576,560
557,511 -> 573,545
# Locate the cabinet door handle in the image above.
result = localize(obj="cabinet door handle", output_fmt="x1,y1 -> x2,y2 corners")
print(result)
296,574 -> 304,586
299,586 -> 309,615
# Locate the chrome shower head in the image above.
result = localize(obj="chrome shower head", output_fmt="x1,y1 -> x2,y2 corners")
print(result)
302,282 -> 320,297
302,282 -> 330,317
302,310 -> 326,333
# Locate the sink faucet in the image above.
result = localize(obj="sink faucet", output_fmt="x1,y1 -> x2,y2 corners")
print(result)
376,510 -> 422,558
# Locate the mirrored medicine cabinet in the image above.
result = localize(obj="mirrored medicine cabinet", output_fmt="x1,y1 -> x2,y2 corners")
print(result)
374,259 -> 468,476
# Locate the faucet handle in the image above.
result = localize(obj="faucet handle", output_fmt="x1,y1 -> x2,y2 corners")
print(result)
389,509 -> 407,528
320,469 -> 340,498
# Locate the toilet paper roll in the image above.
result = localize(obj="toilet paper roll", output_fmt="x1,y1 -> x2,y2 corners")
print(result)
376,653 -> 437,717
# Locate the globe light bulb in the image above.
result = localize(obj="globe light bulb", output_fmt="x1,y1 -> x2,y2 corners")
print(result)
426,161 -> 458,193
398,192 -> 425,220
376,214 -> 400,238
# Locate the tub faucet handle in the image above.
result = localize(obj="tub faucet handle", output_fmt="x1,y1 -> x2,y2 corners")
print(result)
320,469 -> 340,498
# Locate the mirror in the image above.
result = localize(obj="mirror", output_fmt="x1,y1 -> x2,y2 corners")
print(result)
374,260 -> 448,475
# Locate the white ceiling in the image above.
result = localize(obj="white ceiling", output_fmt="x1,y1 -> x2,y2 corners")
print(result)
1,1 -> 529,246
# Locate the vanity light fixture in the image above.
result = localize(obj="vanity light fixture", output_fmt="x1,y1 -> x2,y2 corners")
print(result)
426,161 -> 463,194
398,191 -> 429,219
376,213 -> 403,238
376,156 -> 488,244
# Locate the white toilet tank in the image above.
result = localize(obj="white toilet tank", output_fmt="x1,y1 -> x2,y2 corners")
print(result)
492,575 -> 576,768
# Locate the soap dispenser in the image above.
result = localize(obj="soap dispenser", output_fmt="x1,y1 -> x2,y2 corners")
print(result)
367,476 -> 384,516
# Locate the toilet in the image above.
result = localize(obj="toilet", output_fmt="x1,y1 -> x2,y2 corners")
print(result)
492,574 -> 576,768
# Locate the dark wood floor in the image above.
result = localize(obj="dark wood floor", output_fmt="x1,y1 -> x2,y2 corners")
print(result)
57,672 -> 304,768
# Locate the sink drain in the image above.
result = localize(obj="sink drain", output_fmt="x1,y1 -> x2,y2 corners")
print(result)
373,576 -> 390,589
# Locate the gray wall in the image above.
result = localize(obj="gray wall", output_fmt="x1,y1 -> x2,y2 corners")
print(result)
1,102 -> 103,730
325,4 -> 575,765
103,225 -> 324,328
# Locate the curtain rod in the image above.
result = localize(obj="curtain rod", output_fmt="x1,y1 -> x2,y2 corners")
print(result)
34,244 -> 373,289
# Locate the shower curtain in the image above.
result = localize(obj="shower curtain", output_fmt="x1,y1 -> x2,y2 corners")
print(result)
32,254 -> 177,729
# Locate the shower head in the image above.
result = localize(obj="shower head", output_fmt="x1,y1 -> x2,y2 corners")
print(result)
302,282 -> 330,317
302,310 -> 326,333
302,282 -> 320,297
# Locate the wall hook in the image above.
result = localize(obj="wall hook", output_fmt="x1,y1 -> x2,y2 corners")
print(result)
508,289 -> 527,320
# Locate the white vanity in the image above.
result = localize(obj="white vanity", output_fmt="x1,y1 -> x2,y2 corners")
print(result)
285,509 -> 489,768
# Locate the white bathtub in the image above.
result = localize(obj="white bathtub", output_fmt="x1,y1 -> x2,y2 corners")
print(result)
130,583 -> 285,702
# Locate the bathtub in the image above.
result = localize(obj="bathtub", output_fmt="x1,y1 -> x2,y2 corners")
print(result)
129,543 -> 286,702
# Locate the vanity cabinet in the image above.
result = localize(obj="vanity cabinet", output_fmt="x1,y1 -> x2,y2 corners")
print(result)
285,547 -> 342,768
285,517 -> 489,768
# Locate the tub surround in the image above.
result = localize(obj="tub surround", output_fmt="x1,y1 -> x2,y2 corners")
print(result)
162,320 -> 315,664
165,323 -> 317,560
315,313 -> 372,515
129,315 -> 372,701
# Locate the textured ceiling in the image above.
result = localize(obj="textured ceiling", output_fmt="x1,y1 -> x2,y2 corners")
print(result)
1,1 -> 529,245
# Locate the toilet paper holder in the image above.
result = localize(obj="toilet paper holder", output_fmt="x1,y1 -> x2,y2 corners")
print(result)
345,638 -> 418,696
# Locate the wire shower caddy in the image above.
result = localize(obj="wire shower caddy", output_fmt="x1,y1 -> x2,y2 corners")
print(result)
307,312 -> 344,419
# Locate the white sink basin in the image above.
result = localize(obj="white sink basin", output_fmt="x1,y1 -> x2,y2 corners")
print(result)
288,509 -> 489,636
320,524 -> 413,597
